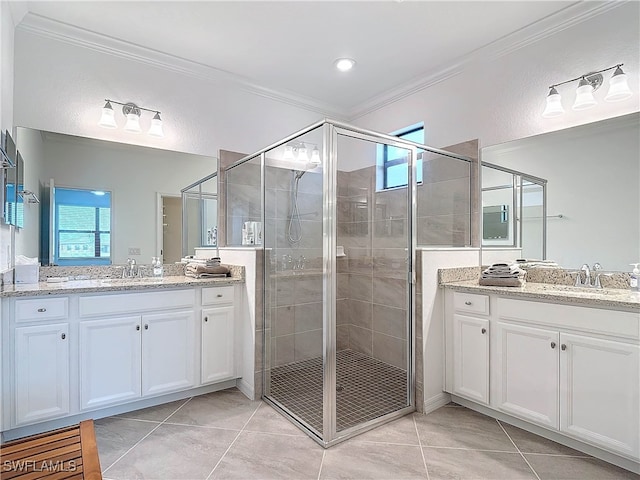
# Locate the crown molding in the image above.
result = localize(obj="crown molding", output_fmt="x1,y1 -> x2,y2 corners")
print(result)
7,2 -> 28,28
16,13 -> 348,120
348,1 -> 629,120
15,2 -> 626,123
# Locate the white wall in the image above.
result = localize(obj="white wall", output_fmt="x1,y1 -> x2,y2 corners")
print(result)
421,248 -> 480,412
0,2 -> 16,272
353,3 -> 639,151
13,28 -> 324,160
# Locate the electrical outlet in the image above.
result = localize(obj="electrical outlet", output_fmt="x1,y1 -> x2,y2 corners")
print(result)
128,247 -> 141,255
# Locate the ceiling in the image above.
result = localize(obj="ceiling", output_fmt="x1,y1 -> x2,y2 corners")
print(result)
17,1 -> 607,118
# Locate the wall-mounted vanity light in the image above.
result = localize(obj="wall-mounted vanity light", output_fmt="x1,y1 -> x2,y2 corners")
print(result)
284,141 -> 321,167
542,64 -> 633,118
99,99 -> 164,137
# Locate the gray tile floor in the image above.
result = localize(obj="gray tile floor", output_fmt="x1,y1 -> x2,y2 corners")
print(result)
95,388 -> 638,480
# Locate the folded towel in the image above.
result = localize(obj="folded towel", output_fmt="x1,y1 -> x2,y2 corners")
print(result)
479,276 -> 526,287
482,263 -> 525,279
185,263 -> 229,275
185,272 -> 228,279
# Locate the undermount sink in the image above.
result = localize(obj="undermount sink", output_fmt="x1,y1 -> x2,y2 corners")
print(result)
542,285 -> 613,296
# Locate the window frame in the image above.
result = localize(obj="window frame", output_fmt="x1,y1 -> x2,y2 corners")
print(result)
54,187 -> 112,266
382,124 -> 424,190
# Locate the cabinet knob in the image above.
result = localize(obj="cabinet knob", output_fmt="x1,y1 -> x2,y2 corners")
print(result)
561,344 -> 567,351
551,342 -> 556,349
481,328 -> 486,334
217,294 -> 223,298
61,333 -> 66,340
204,317 -> 208,322
136,325 -> 141,331
37,308 -> 47,312
464,301 -> 472,306
144,324 -> 149,330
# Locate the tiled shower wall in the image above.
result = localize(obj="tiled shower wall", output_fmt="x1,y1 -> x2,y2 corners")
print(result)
337,167 -> 409,370
266,166 -> 324,368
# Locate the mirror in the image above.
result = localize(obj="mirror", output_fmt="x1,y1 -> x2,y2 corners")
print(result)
181,172 -> 218,257
15,127 -> 217,265
481,112 -> 639,271
2,129 -> 17,226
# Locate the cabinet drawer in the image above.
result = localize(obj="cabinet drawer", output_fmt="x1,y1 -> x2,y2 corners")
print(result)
202,286 -> 235,306
453,292 -> 489,315
79,289 -> 195,318
15,297 -> 69,323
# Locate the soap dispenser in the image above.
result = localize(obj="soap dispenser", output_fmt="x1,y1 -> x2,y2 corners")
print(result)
630,263 -> 639,292
152,257 -> 163,278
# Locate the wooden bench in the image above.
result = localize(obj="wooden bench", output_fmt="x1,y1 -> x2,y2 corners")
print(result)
0,420 -> 102,479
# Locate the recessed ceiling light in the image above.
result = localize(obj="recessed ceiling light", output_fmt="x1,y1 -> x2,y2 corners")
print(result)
334,58 -> 356,72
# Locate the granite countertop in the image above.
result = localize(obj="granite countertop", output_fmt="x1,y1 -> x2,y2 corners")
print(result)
0,274 -> 244,298
442,279 -> 640,311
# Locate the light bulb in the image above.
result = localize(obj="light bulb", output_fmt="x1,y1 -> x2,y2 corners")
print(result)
605,66 -> 632,102
310,147 -> 321,166
542,87 -> 564,118
124,112 -> 141,133
98,101 -> 118,128
148,112 -> 164,137
573,77 -> 597,110
283,145 -> 294,160
297,145 -> 308,162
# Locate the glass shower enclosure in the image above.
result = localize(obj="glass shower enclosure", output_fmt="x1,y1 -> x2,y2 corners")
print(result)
224,120 -> 469,446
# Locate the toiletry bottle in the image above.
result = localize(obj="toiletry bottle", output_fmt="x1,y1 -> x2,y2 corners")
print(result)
152,257 -> 163,278
630,263 -> 640,292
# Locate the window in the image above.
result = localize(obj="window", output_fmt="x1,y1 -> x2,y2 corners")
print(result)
382,125 -> 424,189
55,188 -> 111,265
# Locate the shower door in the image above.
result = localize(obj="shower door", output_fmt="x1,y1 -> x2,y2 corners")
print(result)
328,127 -> 415,442
262,121 -> 415,446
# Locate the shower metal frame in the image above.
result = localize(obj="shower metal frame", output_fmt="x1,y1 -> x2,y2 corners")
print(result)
223,119 -> 473,447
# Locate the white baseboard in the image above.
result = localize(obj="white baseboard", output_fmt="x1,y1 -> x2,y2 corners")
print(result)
422,392 -> 451,414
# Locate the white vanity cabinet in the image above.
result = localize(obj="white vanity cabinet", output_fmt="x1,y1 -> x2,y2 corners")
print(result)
12,297 -> 71,426
15,322 -> 70,425
80,315 -> 142,409
1,281 -> 241,438
201,286 -> 236,384
494,321 -> 559,428
78,290 -> 196,410
445,290 -> 640,465
447,292 -> 490,404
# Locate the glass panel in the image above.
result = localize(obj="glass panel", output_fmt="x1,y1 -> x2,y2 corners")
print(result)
520,179 -> 545,260
335,133 -> 411,434
263,127 -> 324,437
417,150 -> 472,246
225,156 -> 262,246
481,166 -> 515,246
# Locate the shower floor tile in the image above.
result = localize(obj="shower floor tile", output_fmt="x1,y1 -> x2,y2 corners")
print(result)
268,349 -> 408,433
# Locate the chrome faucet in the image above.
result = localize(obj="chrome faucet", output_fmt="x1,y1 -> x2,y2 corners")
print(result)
123,258 -> 138,278
575,263 -> 602,288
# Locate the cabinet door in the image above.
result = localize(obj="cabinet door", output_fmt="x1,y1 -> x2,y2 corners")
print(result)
142,310 -> 196,396
80,316 -> 141,410
201,306 -> 235,384
453,314 -> 489,403
495,321 -> 559,429
15,323 -> 70,425
560,333 -> 640,460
